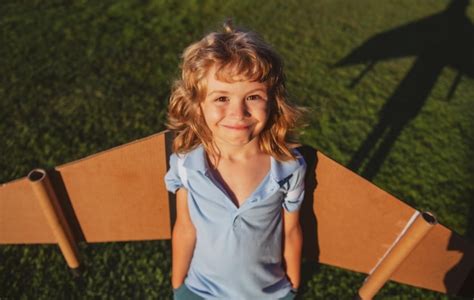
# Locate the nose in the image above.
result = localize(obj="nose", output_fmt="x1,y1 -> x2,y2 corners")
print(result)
228,100 -> 249,119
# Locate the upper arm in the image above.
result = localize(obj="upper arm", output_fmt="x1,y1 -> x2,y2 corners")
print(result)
164,153 -> 184,194
175,188 -> 195,230
283,207 -> 301,235
282,157 -> 307,213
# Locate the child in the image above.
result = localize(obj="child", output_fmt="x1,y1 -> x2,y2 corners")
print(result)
164,21 -> 306,300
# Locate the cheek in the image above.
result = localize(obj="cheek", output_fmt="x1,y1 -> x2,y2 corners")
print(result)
201,104 -> 225,124
250,103 -> 270,123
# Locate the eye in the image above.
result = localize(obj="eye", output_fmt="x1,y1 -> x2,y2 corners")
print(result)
215,96 -> 229,102
246,95 -> 263,101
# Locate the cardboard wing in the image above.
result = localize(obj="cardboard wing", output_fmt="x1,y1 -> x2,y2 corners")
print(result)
299,146 -> 474,297
0,130 -> 472,297
0,132 -> 172,245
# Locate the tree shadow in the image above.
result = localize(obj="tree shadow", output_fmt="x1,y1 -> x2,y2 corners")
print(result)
335,0 -> 474,180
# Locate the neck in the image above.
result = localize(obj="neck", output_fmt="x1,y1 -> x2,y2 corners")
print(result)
211,138 -> 262,162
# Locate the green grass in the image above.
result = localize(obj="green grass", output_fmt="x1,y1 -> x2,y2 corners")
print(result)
1,0 -> 473,298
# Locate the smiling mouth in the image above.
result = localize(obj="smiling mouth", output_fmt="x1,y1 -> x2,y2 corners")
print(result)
222,125 -> 250,130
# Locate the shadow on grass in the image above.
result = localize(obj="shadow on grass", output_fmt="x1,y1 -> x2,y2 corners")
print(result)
296,145 -> 320,298
444,232 -> 474,297
335,0 -> 474,296
335,0 -> 474,181
444,119 -> 474,297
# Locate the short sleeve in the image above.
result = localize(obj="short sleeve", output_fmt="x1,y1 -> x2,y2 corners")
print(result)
282,156 -> 307,213
164,153 -> 184,194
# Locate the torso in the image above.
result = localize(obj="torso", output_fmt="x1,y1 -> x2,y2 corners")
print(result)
207,152 -> 271,208
165,144 -> 305,298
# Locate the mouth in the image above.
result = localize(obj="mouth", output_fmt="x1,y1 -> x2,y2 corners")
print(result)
222,124 -> 251,130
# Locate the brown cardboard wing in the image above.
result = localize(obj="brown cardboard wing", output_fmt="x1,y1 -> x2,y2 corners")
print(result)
0,178 -> 56,243
299,149 -> 474,295
55,132 -> 171,243
0,131 -> 473,296
0,132 -> 172,244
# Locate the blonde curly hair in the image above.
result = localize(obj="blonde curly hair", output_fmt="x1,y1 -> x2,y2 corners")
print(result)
167,20 -> 303,161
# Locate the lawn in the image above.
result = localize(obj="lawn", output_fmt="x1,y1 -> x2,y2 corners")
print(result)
1,0 -> 473,298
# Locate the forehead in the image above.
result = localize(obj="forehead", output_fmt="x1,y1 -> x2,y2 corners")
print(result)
205,65 -> 267,94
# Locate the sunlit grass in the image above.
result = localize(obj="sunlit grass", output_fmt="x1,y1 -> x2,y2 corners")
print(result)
1,0 -> 472,298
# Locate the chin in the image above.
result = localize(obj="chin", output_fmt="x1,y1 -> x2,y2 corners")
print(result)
215,136 -> 253,146
225,139 -> 252,146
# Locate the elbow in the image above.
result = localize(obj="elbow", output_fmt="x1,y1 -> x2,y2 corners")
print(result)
285,222 -> 302,241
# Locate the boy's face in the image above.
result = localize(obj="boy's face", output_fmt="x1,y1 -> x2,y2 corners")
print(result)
200,66 -> 269,149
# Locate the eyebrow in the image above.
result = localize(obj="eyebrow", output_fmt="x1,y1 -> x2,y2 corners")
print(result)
207,90 -> 229,97
207,88 -> 266,97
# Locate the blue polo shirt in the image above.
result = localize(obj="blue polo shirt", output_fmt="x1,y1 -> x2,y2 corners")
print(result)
165,144 -> 306,299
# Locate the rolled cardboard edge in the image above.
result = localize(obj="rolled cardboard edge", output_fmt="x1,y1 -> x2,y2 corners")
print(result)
70,264 -> 83,278
28,169 -> 81,269
358,211 -> 437,300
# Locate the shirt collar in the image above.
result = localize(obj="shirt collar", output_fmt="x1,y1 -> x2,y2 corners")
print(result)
182,144 -> 302,182
182,144 -> 209,173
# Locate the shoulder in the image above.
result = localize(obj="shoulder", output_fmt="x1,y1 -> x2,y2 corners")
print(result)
170,151 -> 187,162
271,148 -> 306,184
168,152 -> 185,172
285,148 -> 307,186
290,148 -> 306,170
171,144 -> 208,175
169,145 -> 201,164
